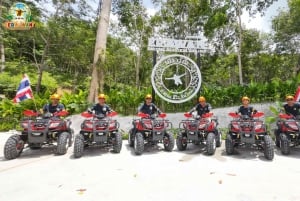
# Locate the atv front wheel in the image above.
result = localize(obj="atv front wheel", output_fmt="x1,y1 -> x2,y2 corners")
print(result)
206,132 -> 216,155
74,134 -> 84,158
225,134 -> 234,155
280,133 -> 290,155
163,132 -> 175,152
263,135 -> 274,160
57,132 -> 69,155
4,134 -> 24,160
134,132 -> 144,155
112,132 -> 122,153
176,132 -> 187,151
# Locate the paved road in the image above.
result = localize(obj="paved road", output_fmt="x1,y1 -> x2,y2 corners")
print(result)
1,129 -> 300,201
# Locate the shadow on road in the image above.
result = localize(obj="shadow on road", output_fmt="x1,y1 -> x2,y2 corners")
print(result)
1,145 -> 58,161
124,143 -> 170,156
274,146 -> 300,159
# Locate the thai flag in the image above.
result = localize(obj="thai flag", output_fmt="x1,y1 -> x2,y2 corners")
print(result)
13,74 -> 33,103
294,86 -> 300,102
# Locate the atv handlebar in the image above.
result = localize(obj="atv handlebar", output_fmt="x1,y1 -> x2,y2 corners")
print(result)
228,111 -> 264,119
137,112 -> 166,119
23,109 -> 69,117
81,111 -> 118,118
184,112 -> 213,119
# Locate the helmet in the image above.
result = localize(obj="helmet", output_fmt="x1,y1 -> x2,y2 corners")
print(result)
242,96 -> 250,101
198,96 -> 206,102
98,93 -> 106,99
50,93 -> 60,100
286,95 -> 294,101
145,94 -> 152,99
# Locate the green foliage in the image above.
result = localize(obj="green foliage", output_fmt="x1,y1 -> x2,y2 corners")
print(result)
62,90 -> 90,114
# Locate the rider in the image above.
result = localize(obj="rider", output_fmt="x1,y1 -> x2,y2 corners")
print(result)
188,96 -> 212,118
43,93 -> 65,114
89,93 -> 114,118
283,95 -> 300,118
138,94 -> 162,118
237,96 -> 256,117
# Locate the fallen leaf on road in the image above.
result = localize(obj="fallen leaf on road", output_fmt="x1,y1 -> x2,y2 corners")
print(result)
210,172 -> 215,175
218,180 -> 222,184
76,189 -> 86,195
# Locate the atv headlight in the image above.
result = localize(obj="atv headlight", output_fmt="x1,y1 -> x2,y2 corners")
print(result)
254,124 -> 262,130
49,122 -> 60,129
84,122 -> 93,129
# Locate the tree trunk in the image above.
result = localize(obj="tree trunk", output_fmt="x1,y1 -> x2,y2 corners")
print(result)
236,0 -> 243,85
0,0 -> 5,72
88,0 -> 112,103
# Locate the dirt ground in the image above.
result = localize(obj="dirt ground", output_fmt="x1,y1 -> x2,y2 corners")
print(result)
1,129 -> 300,201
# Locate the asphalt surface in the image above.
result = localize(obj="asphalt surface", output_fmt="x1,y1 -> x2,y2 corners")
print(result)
1,103 -> 300,201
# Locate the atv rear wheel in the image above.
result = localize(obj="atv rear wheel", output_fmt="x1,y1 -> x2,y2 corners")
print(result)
74,134 -> 84,158
274,129 -> 280,147
128,129 -> 134,147
112,132 -> 122,153
4,134 -> 24,160
216,130 -> 222,147
176,132 -> 187,151
263,135 -> 274,160
163,132 -> 175,152
206,132 -> 216,155
68,128 -> 74,147
134,132 -> 144,155
225,134 -> 234,155
280,133 -> 290,155
57,132 -> 69,155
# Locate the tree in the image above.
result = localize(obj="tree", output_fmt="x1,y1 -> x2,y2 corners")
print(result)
88,0 -> 112,102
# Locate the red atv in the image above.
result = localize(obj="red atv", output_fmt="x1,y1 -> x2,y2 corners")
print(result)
176,112 -> 221,155
275,113 -> 300,155
128,112 -> 174,155
73,111 -> 122,158
4,109 -> 73,160
226,111 -> 274,160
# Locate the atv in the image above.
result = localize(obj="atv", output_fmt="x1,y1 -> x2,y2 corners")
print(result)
128,112 -> 174,155
73,111 -> 122,158
4,109 -> 73,160
176,112 -> 222,155
225,111 -> 274,160
274,113 -> 300,155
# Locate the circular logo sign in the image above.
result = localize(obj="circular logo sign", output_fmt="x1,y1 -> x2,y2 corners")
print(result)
151,54 -> 201,103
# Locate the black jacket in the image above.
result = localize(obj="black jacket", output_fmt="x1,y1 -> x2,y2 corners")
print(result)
43,103 -> 65,114
90,103 -> 112,116
189,103 -> 212,116
283,103 -> 300,117
238,105 -> 254,116
138,103 -> 161,115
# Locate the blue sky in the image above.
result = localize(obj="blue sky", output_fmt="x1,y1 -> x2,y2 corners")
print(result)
142,0 -> 288,32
